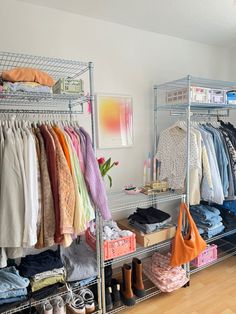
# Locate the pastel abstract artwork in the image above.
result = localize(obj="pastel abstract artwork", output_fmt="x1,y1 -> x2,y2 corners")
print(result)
96,94 -> 133,148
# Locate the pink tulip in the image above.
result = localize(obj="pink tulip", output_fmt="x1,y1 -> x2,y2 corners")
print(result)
97,157 -> 105,165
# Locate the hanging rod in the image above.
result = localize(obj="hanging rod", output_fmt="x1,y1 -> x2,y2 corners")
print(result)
170,110 -> 229,118
0,109 -> 83,115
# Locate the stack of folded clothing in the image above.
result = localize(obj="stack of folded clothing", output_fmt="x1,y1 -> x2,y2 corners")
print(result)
0,266 -> 29,305
190,205 -> 225,239
60,239 -> 97,284
3,81 -> 52,94
0,67 -> 54,94
128,207 -> 172,234
213,200 -> 236,231
143,252 -> 188,292
18,249 -> 65,297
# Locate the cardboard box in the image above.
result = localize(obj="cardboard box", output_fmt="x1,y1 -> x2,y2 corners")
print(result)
117,219 -> 176,247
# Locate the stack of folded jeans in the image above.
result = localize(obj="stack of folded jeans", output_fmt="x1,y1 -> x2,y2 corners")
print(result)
128,207 -> 171,234
18,249 -> 65,294
0,266 -> 29,305
190,205 -> 225,239
213,200 -> 236,231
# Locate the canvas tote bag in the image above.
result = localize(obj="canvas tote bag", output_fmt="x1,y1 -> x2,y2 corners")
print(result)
170,203 -> 207,267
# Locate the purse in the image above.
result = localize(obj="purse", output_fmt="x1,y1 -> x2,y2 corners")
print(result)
170,202 -> 207,267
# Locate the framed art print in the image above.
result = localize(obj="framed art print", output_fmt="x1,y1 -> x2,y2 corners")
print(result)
95,94 -> 133,149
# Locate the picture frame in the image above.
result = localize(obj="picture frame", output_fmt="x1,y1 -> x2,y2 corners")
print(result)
95,93 -> 133,149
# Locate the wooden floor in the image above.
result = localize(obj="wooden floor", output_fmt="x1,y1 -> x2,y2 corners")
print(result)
122,257 -> 236,314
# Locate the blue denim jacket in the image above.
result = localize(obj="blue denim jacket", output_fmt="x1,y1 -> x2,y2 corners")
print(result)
204,126 -> 229,197
198,127 -> 224,204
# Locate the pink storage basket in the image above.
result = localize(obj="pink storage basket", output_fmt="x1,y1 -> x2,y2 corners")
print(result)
191,244 -> 217,267
85,228 -> 136,261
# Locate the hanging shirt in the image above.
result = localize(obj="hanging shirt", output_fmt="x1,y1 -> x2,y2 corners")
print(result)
40,125 -> 62,244
21,127 -> 39,247
78,127 -> 111,220
35,128 -> 55,247
48,127 -> 75,248
0,126 -> 25,247
198,127 -> 224,204
156,122 -> 200,190
53,126 -> 72,173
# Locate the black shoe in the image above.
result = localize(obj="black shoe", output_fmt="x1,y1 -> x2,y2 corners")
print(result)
111,279 -> 122,307
105,287 -> 113,311
105,264 -> 113,287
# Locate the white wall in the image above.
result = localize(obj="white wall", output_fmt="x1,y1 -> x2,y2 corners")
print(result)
0,0 -> 232,191
229,47 -> 236,81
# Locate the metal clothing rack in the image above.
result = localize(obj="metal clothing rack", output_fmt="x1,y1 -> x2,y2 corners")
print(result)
153,75 -> 236,287
0,51 -> 102,314
101,76 -> 236,313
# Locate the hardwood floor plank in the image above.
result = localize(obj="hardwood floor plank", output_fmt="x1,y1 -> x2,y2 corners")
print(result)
121,257 -> 236,314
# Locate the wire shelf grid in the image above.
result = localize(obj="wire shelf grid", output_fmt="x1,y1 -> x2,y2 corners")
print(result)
0,91 -> 89,108
107,284 -> 161,314
107,190 -> 185,213
0,52 -> 89,81
154,76 -> 236,91
154,76 -> 236,113
156,103 -> 236,111
1,278 -> 99,314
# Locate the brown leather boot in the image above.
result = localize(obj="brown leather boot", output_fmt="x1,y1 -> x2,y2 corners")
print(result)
120,264 -> 136,306
132,258 -> 146,297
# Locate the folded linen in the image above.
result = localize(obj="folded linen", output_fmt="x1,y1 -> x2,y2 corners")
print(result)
30,274 -> 65,292
31,267 -> 65,282
3,81 -> 52,93
60,239 -> 97,282
19,250 -> 63,278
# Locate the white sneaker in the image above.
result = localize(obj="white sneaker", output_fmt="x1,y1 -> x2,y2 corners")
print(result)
67,295 -> 86,314
77,289 -> 95,314
42,301 -> 53,314
51,296 -> 65,314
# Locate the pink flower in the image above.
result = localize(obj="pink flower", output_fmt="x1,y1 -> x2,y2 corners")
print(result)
97,157 -> 105,165
114,161 -> 119,166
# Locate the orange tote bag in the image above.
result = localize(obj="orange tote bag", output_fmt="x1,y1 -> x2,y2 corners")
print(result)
170,203 -> 207,267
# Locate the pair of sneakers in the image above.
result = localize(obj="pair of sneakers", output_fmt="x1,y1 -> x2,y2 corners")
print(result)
66,288 -> 95,314
42,296 -> 65,314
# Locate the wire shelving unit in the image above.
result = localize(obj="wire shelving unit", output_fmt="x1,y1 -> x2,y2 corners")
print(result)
0,51 -> 91,112
100,75 -> 236,314
0,51 -> 102,314
153,75 -> 236,293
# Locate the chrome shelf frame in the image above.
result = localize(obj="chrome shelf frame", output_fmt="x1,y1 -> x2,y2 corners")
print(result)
154,76 -> 236,91
0,52 -> 89,81
0,91 -> 89,108
0,52 -> 102,314
100,75 -> 236,313
100,191 -> 185,312
153,75 -> 236,303
0,51 -> 92,110
108,190 -> 185,213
